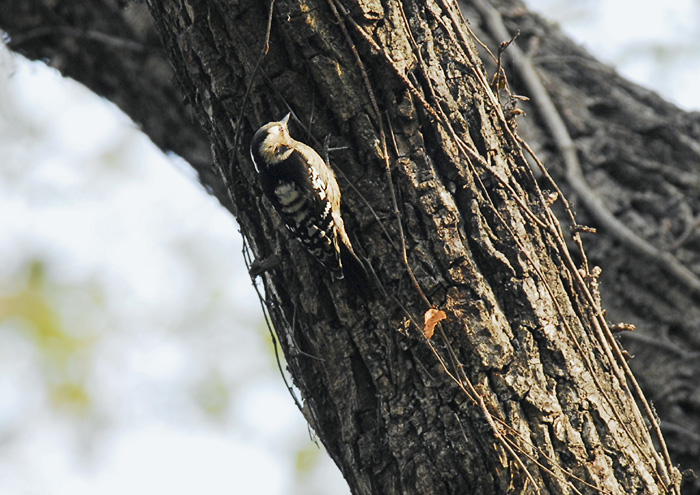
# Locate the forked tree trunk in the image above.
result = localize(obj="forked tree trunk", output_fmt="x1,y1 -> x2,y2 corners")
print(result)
138,1 -> 678,493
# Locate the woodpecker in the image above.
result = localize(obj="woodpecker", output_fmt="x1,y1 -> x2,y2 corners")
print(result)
250,113 -> 360,280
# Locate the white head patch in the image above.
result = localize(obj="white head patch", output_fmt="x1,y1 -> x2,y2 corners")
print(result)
260,124 -> 294,164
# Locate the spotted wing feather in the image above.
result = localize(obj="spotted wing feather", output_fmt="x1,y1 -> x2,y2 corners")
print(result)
258,147 -> 343,276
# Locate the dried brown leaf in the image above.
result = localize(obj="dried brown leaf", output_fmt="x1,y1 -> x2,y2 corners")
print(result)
423,308 -> 446,339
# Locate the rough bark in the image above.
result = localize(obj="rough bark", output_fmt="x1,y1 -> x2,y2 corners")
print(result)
2,0 -> 697,493
465,2 -> 700,490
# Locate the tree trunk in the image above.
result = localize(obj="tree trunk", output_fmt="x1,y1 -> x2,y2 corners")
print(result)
1,0 -> 694,493
469,2 -> 700,488
142,0 -> 678,493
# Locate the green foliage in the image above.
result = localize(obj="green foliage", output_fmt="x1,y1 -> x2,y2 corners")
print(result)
0,260 -> 93,413
295,442 -> 321,475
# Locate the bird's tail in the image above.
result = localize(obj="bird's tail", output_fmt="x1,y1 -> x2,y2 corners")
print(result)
339,240 -> 374,292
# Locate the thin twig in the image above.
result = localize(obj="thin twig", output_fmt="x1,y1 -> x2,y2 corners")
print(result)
10,26 -> 145,51
242,238 -> 305,416
661,421 -> 700,443
620,331 -> 700,360
231,0 -> 277,175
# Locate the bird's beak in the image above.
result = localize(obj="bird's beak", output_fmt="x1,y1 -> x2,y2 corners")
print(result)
280,113 -> 291,127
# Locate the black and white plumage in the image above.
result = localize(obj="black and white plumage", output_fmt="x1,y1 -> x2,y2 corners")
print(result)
250,113 -> 359,280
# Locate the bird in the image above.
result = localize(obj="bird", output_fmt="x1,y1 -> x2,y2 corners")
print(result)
250,113 -> 364,282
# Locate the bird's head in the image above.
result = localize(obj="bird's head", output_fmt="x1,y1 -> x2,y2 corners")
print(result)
251,113 -> 294,169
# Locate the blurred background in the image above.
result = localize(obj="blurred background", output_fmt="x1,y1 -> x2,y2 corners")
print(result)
0,1 -> 698,494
